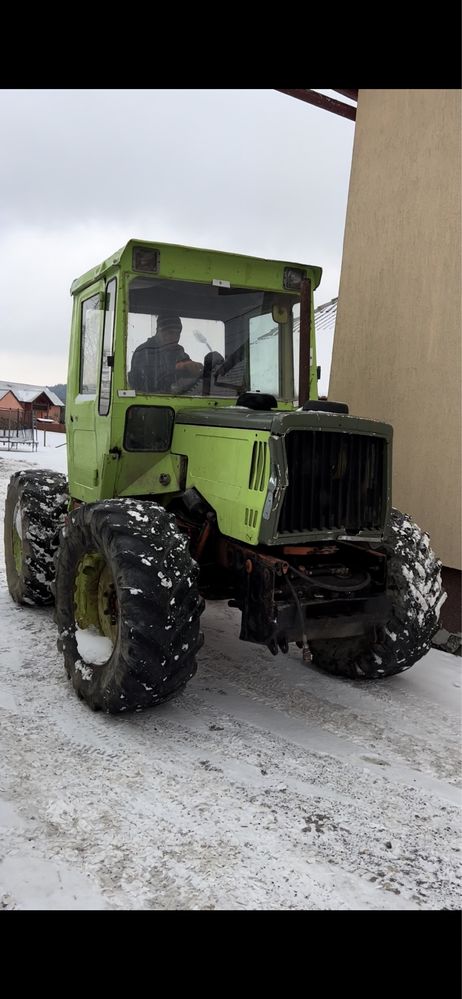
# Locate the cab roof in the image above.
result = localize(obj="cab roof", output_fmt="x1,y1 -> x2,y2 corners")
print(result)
70,238 -> 322,296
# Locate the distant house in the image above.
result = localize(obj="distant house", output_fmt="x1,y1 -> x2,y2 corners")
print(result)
0,381 -> 65,424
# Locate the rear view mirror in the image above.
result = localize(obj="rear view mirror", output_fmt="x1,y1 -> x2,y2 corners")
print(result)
272,303 -> 289,324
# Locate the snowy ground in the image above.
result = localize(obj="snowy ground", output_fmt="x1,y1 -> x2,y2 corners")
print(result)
0,437 -> 461,910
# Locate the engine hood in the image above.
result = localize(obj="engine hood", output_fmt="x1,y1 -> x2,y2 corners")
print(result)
175,406 -> 393,441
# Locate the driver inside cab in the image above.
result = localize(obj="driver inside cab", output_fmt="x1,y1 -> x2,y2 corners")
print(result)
128,312 -> 203,394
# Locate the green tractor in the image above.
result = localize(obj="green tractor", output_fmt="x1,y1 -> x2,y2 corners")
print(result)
4,239 -> 445,712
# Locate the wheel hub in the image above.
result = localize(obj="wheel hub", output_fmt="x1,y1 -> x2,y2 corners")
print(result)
74,552 -> 118,646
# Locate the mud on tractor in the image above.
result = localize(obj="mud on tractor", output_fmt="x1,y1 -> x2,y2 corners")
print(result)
4,240 -> 445,711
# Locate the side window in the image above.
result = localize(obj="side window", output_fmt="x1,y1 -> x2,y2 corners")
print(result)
80,293 -> 102,394
99,279 -> 117,416
249,313 -> 279,396
293,302 -> 300,403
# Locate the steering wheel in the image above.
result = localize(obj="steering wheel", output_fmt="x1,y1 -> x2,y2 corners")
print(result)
172,369 -> 204,394
212,342 -> 247,389
202,350 -> 225,395
174,351 -> 225,396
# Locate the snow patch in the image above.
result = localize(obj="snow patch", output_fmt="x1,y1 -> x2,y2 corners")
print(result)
14,503 -> 22,536
76,627 -> 113,666
74,659 -> 94,681
129,510 -> 149,523
435,591 -> 447,617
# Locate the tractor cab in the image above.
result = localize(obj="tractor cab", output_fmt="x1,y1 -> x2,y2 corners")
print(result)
66,239 -> 321,504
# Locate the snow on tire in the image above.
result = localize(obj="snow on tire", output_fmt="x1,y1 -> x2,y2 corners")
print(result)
4,469 -> 68,606
54,498 -> 205,713
309,508 -> 446,679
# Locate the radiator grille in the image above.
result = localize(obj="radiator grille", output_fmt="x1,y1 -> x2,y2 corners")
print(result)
278,430 -> 386,534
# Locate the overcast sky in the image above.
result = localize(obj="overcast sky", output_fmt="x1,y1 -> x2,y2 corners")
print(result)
0,89 -> 355,392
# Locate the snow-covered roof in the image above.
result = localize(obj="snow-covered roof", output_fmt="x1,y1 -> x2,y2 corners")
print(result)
0,381 -> 64,406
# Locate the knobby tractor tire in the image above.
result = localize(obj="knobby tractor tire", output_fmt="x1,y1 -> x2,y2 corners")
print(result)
4,469 -> 68,606
309,508 -> 446,679
54,499 -> 204,713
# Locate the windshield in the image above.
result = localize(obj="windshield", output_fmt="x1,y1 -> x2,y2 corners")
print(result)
126,277 -> 299,400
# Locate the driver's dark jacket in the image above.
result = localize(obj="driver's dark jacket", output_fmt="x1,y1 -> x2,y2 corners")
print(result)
128,336 -> 192,393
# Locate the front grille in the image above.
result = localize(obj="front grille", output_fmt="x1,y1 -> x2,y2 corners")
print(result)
278,430 -> 386,535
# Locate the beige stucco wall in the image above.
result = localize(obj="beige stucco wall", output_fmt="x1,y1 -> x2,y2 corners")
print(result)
330,89 -> 461,569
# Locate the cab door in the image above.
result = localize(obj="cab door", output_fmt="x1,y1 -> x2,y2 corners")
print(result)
67,281 -> 104,501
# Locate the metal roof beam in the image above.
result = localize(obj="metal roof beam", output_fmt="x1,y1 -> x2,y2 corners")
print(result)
275,89 -> 356,121
332,88 -> 358,102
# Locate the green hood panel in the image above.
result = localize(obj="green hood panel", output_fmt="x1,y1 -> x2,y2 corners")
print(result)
175,407 -> 392,440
